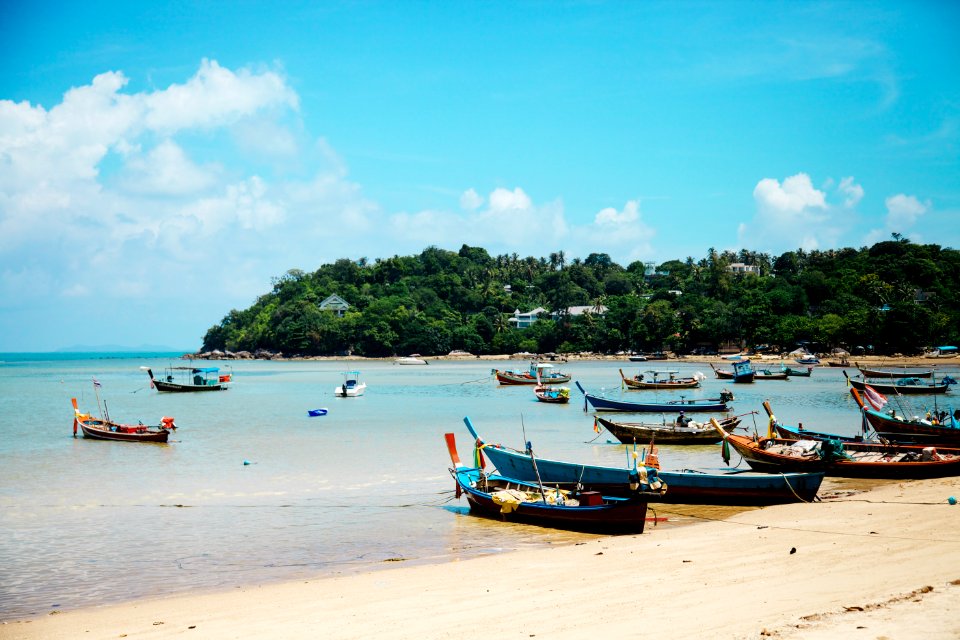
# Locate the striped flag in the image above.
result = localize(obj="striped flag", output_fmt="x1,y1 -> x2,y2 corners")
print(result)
92,377 -> 101,388
863,384 -> 888,411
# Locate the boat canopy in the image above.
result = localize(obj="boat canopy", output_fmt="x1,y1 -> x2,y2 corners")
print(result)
936,346 -> 957,353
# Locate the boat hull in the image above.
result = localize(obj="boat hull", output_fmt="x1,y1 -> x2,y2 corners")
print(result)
596,416 -> 739,445
453,468 -> 650,533
720,432 -> 960,478
77,419 -> 170,443
152,379 -> 226,392
465,418 -> 822,505
576,382 -> 730,412
857,366 -> 933,378
848,378 -> 950,395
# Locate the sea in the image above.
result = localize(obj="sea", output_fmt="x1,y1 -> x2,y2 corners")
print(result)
1,353 -> 950,620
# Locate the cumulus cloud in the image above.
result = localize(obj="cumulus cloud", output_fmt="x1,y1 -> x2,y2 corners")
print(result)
0,60 -> 377,348
838,176 -> 864,208
459,188 -> 483,210
863,193 -> 931,244
739,172 -> 852,252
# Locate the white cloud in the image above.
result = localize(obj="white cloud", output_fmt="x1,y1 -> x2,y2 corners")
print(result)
739,173 -> 850,252
885,193 -> 928,229
863,193 -> 931,245
0,60 -> 378,350
595,200 -> 640,225
838,176 -> 864,208
753,173 -> 826,213
459,188 -> 483,210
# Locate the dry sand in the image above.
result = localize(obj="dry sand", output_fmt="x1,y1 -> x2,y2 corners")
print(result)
4,477 -> 959,639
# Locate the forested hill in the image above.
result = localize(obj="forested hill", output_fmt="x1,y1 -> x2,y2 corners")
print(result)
201,240 -> 960,358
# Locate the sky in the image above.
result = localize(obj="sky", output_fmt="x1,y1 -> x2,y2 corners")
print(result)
1,1 -> 958,351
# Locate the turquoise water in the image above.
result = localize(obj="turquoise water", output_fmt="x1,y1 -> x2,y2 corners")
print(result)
1,355 -> 953,619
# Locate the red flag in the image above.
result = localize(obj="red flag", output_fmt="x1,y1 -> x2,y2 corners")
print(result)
863,384 -> 888,411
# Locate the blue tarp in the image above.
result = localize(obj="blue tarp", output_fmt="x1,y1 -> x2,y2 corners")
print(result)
935,346 -> 957,352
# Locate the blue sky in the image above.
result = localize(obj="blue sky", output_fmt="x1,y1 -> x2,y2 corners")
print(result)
1,1 -> 958,351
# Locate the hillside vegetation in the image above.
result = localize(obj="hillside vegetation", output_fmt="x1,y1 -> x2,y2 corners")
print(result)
201,239 -> 960,357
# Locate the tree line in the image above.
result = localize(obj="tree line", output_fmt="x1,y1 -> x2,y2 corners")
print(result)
200,238 -> 960,357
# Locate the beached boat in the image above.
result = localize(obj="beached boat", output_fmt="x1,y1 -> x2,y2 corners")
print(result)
462,418 -> 823,505
845,372 -> 954,395
493,361 -> 572,385
575,381 -> 733,413
395,355 -> 428,365
144,365 -> 231,392
619,368 -> 702,390
334,371 -> 366,397
595,414 -> 742,445
72,397 -> 174,443
711,418 -> 960,478
850,386 -> 960,445
856,365 -> 934,379
924,346 -> 958,358
446,433 -> 654,533
710,360 -> 755,383
794,355 -> 820,365
534,384 -> 570,404
780,365 -> 813,377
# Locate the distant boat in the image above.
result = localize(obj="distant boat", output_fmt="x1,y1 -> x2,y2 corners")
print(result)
845,371 -> 954,395
72,396 -> 174,443
710,360 -> 755,383
395,355 -> 428,365
334,371 -> 366,397
780,365 -> 813,377
753,368 -> 789,381
492,361 -> 572,385
856,364 -> 934,379
307,408 -> 329,417
575,381 -> 733,412
594,414 -> 742,445
619,368 -> 702,390
144,365 -> 231,392
794,355 -> 820,365
924,346 -> 958,358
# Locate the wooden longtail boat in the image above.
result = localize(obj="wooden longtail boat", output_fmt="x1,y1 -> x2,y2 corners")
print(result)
856,365 -> 934,379
145,366 -> 231,392
575,382 -> 733,413
72,397 -> 174,443
780,365 -> 813,377
619,368 -> 702,390
711,418 -> 960,478
753,368 -> 789,381
462,417 -> 823,505
710,360 -> 755,383
534,385 -> 570,403
493,361 -> 572,385
446,433 -> 654,533
845,371 -> 954,395
850,387 -> 960,445
595,415 -> 741,445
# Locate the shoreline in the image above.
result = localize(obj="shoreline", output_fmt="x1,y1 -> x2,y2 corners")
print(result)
189,351 -> 960,369
6,478 -> 959,639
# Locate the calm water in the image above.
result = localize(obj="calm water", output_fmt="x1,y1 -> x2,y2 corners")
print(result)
1,355 -> 946,619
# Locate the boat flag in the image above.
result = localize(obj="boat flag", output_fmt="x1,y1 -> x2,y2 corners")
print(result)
473,438 -> 486,469
593,417 -> 600,433
862,384 -> 888,411
92,377 -> 101,388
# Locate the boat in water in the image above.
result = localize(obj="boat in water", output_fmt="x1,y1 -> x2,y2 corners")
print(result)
72,395 -> 175,443
492,361 -> 572,385
710,360 -> 755,383
619,368 -> 703,390
394,355 -> 428,365
575,381 -> 733,413
335,371 -> 366,397
144,365 -> 231,392
594,414 -> 742,445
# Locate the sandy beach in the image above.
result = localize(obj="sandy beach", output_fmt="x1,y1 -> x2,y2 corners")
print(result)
5,477 -> 958,640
